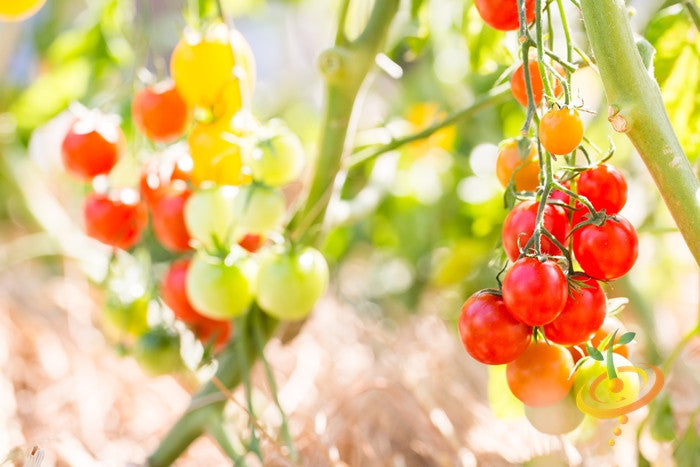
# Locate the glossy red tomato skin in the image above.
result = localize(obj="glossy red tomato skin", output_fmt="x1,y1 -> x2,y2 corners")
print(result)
506,341 -> 574,407
192,318 -> 231,352
139,154 -> 192,209
161,258 -> 202,323
132,82 -> 191,143
543,274 -> 607,346
501,200 -> 570,261
572,215 -> 638,281
151,187 -> 193,252
576,164 -> 628,215
62,121 -> 124,180
502,257 -> 568,326
549,180 -> 571,206
474,0 -> 536,31
83,188 -> 148,250
458,291 -> 532,365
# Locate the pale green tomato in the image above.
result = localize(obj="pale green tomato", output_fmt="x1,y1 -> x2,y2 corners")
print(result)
232,184 -> 286,238
184,185 -> 238,250
185,252 -> 254,320
102,293 -> 150,337
248,129 -> 305,187
525,391 -> 585,435
256,247 -> 329,321
574,353 -> 640,410
132,328 -> 183,376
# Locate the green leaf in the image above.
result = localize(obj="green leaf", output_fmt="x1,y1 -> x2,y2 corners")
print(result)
586,344 -> 604,361
649,393 -> 676,442
673,414 -> 700,467
617,331 -> 636,346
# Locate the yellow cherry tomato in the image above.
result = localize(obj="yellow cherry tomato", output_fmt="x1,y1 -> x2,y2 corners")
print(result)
0,0 -> 46,21
188,122 -> 245,186
170,25 -> 235,109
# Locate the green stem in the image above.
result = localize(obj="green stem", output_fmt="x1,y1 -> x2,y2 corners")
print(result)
346,85 -> 511,168
581,0 -> 700,267
147,312 -> 278,467
684,0 -> 700,31
289,0 -> 400,245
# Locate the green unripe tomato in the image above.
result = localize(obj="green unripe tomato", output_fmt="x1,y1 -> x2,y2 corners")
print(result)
525,391 -> 585,435
102,293 -> 150,337
256,247 -> 329,321
185,252 -> 255,320
574,353 -> 640,411
248,127 -> 305,187
232,184 -> 286,238
184,185 -> 238,250
132,328 -> 184,376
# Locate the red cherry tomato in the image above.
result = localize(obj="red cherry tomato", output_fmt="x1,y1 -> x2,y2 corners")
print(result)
474,0 -> 536,31
506,341 -> 574,407
576,163 -> 628,215
132,81 -> 192,143
161,258 -> 202,323
139,152 -> 192,208
238,233 -> 265,253
191,318 -> 231,352
62,116 -> 124,180
83,188 -> 148,250
502,257 -> 568,326
458,291 -> 532,365
501,200 -> 570,261
151,186 -> 193,252
572,215 -> 638,281
549,180 -> 571,206
543,274 -> 607,346
510,60 -> 564,108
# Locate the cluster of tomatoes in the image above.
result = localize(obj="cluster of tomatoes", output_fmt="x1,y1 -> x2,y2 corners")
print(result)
58,22 -> 328,374
460,0 -> 642,435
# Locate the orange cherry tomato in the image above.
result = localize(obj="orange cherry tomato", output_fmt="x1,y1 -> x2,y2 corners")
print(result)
495,139 -> 539,191
132,81 -> 191,143
510,60 -> 564,108
539,107 -> 583,155
506,341 -> 574,407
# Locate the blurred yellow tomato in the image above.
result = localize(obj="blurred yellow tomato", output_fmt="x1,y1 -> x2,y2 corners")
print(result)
0,0 -> 46,21
405,102 -> 456,155
170,25 -> 235,109
188,122 -> 246,186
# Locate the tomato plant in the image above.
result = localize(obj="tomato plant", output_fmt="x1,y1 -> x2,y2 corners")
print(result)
458,291 -> 531,365
502,257 -> 568,326
572,215 -> 639,281
506,341 -> 574,407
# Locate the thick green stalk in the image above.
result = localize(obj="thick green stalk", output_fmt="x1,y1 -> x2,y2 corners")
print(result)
290,0 -> 400,245
581,0 -> 700,266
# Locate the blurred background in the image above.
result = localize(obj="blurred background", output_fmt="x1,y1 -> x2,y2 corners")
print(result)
0,0 -> 698,465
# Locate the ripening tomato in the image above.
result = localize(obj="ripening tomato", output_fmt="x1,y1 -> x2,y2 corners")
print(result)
102,292 -> 150,337
139,152 -> 192,208
572,215 -> 638,281
502,257 -> 568,326
501,200 -> 570,261
191,318 -> 231,352
543,274 -> 607,346
188,122 -> 246,186
161,258 -> 202,324
539,107 -> 583,155
495,140 -> 539,192
170,25 -> 235,109
132,81 -> 191,143
458,291 -> 532,365
62,115 -> 124,180
83,188 -> 148,250
151,187 -> 192,252
473,0 -> 536,31
525,391 -> 584,434
510,60 -> 564,108
256,247 -> 329,321
185,252 -> 255,320
506,341 -> 574,407
132,327 -> 184,376
184,185 -> 239,251
0,0 -> 46,21
576,164 -> 628,215
248,126 -> 306,187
